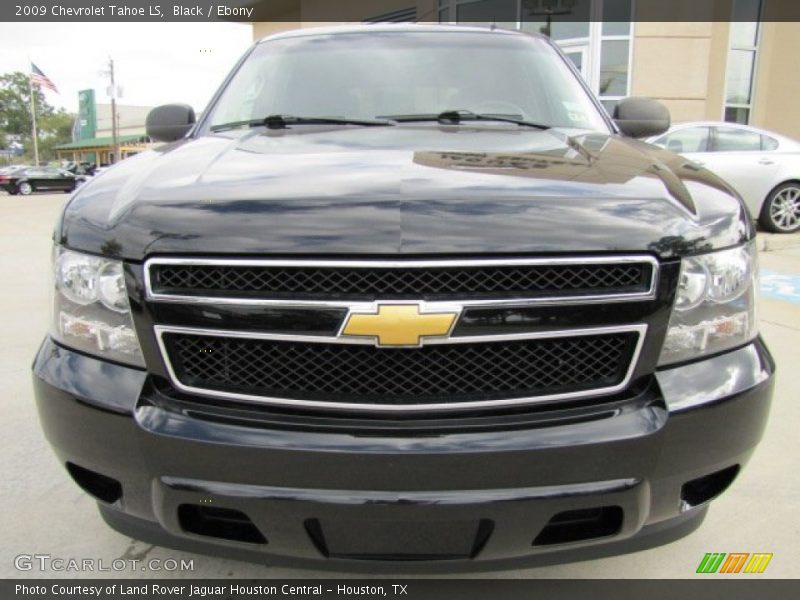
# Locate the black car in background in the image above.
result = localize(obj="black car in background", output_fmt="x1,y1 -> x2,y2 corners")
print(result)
0,166 -> 78,195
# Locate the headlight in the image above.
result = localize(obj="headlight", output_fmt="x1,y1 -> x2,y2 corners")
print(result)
658,241 -> 758,366
52,247 -> 144,367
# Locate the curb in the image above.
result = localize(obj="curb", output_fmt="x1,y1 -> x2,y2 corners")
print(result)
757,233 -> 800,253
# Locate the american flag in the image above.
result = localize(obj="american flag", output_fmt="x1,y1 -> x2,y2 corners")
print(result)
30,63 -> 58,93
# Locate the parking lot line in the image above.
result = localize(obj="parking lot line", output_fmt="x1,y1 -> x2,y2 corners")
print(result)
761,269 -> 800,304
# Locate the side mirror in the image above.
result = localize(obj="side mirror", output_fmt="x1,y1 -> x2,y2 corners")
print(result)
613,97 -> 670,139
146,104 -> 196,142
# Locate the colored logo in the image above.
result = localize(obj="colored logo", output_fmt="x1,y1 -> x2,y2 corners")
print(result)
341,303 -> 459,347
696,553 -> 772,574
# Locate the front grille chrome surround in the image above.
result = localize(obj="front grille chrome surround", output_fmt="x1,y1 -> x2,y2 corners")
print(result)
154,324 -> 648,413
146,256 -> 657,413
144,256 -> 660,307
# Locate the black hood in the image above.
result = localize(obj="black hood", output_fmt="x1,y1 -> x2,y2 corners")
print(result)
60,124 -> 751,261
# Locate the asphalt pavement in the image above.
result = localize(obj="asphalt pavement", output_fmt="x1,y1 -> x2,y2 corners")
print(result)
1,192 -> 798,578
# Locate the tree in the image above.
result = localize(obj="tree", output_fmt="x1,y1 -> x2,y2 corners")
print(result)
0,71 -> 75,162
38,109 -> 75,159
0,72 -> 50,136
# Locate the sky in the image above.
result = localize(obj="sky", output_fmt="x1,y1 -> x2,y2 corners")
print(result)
0,22 -> 254,113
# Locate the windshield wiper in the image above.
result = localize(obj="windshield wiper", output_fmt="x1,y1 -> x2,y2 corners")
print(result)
379,110 -> 551,130
210,114 -> 396,132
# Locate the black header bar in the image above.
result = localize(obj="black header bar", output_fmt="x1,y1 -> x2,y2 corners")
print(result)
2,0 -> 800,23
3,579 -> 800,600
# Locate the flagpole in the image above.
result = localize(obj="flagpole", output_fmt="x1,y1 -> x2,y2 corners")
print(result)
28,61 -> 39,166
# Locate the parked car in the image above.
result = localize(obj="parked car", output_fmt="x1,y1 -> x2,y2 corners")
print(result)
0,166 -> 29,193
0,166 -> 78,195
0,165 -> 29,177
649,122 -> 800,233
33,25 -> 773,569
61,160 -> 96,182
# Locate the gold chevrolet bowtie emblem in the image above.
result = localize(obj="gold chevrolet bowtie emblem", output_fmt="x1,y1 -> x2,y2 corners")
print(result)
341,304 -> 458,347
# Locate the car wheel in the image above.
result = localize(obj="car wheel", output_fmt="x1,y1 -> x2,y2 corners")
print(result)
17,182 -> 33,196
760,183 -> 800,233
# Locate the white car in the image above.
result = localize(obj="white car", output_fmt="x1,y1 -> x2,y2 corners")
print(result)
649,122 -> 800,233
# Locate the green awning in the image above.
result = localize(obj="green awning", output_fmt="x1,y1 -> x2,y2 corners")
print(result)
54,134 -> 148,151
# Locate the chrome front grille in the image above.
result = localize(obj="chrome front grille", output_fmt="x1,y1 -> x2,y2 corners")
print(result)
157,328 -> 643,411
146,256 -> 656,413
148,258 -> 654,301
145,256 -> 658,305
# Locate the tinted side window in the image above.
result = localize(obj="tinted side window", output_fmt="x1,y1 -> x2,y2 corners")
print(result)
713,127 -> 762,152
762,135 -> 779,151
656,127 -> 710,153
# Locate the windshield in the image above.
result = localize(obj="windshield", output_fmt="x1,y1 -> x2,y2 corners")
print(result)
207,31 -> 609,132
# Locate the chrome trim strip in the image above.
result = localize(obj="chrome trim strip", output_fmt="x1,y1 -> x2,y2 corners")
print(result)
144,255 -> 660,308
153,323 -> 648,413
155,322 -> 646,347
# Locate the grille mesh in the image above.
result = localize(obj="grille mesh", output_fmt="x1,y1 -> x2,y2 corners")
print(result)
151,262 -> 651,300
164,333 -> 636,406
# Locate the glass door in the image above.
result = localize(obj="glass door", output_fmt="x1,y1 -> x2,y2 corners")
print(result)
562,45 -> 589,81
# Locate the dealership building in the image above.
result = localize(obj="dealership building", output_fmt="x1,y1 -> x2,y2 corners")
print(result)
53,90 -> 153,164
248,0 -> 800,140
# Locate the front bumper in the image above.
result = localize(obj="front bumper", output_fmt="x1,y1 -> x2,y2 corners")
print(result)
32,337 -> 774,570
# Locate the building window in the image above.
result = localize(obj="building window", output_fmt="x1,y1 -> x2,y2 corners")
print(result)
441,0 -> 633,115
453,0 -> 517,24
724,0 -> 763,125
364,7 -> 417,22
522,0 -> 592,40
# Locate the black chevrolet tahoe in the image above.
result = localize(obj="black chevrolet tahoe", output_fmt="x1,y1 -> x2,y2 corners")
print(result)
33,25 -> 774,570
